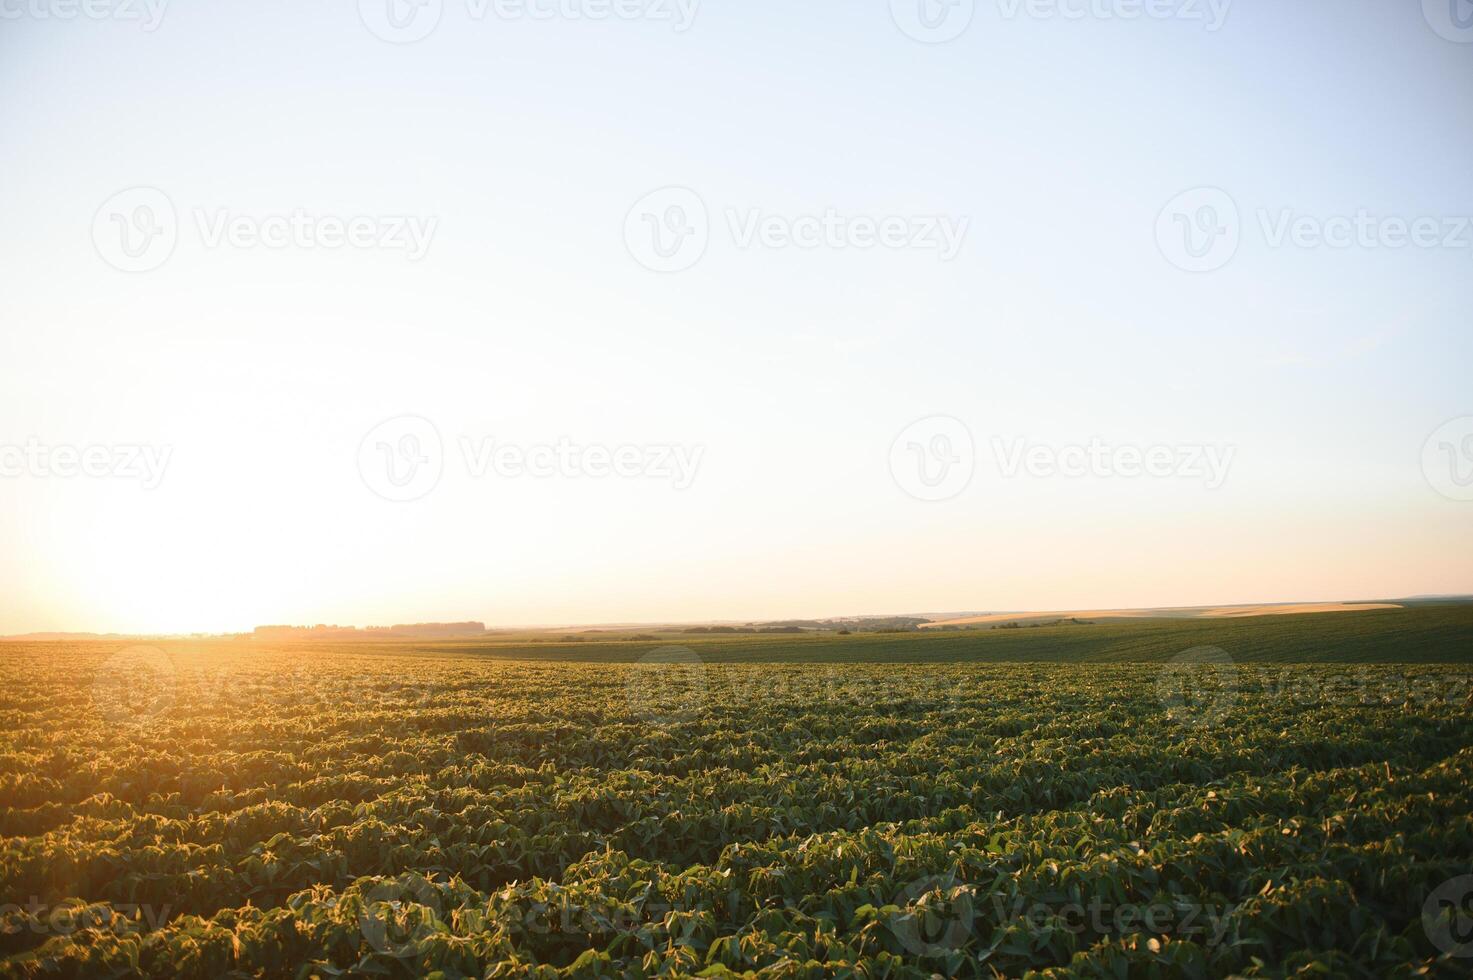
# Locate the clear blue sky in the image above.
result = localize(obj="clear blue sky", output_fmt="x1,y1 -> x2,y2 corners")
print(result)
1,0 -> 1470,632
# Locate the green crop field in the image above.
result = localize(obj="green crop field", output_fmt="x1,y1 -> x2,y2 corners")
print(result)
3,608 -> 1473,978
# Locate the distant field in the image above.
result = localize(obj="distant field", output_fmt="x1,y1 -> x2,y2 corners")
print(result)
201,603 -> 1473,665
920,601 -> 1404,628
8,604 -> 1473,669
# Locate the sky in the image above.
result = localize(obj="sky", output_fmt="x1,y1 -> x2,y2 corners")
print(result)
1,0 -> 1471,634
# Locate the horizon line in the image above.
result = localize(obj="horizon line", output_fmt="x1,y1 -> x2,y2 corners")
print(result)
6,593 -> 1472,640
